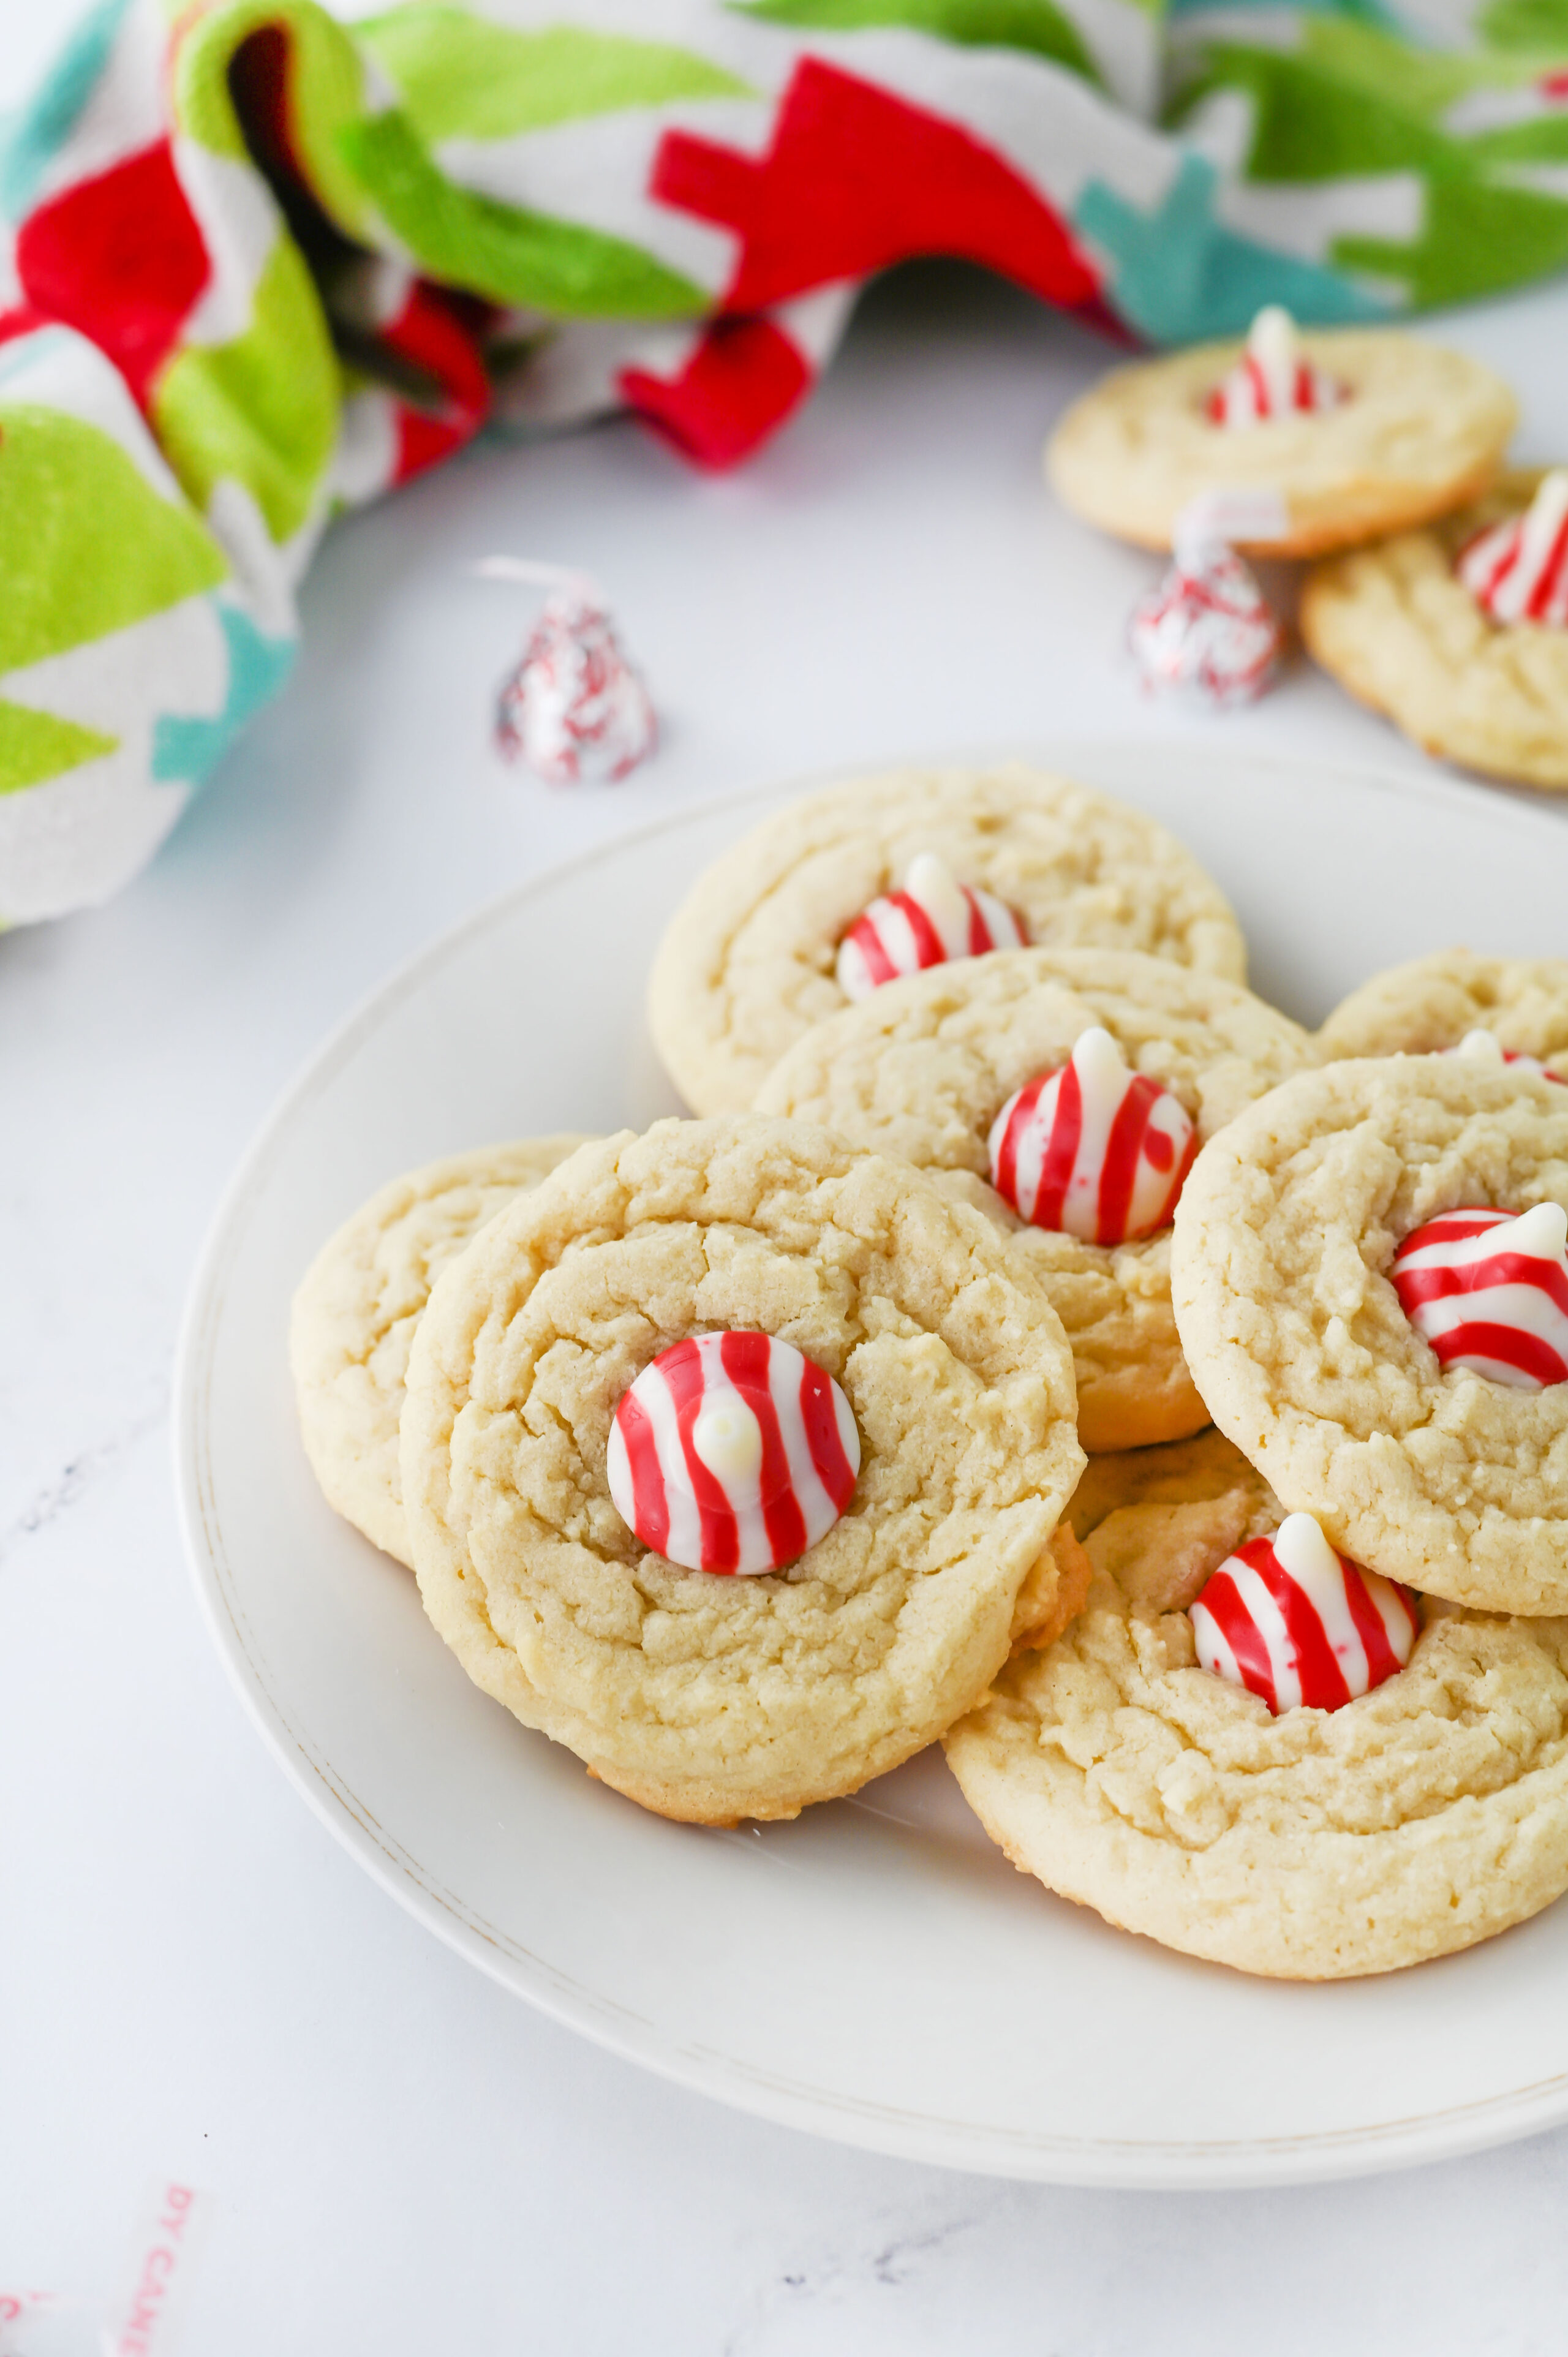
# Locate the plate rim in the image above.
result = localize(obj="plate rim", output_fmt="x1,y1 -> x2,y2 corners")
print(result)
175,739 -> 1568,2190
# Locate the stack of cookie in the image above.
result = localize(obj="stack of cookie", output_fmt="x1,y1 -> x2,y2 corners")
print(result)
947,946 -> 1568,1978
1047,307 -> 1568,789
291,766 -> 1568,1979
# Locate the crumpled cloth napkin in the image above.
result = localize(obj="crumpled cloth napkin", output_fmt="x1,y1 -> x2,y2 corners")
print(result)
3,0 -> 1566,924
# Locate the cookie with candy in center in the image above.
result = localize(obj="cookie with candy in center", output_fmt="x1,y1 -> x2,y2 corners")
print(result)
1319,949 -> 1568,1076
290,1134 -> 594,1566
1302,470 -> 1568,790
1172,1055 -> 1568,1614
646,762 -> 1247,1117
399,1115 -> 1084,1825
944,1431 -> 1568,1979
1047,309 -> 1515,557
753,947 -> 1312,1452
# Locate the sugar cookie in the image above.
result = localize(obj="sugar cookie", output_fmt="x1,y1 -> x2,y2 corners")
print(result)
647,763 -> 1247,1116
754,947 -> 1311,1451
1049,319 -> 1515,556
290,1136 -> 592,1564
400,1117 -> 1084,1824
945,1430 -> 1568,1978
1302,472 -> 1568,789
1319,949 -> 1568,1074
1172,1056 -> 1568,1614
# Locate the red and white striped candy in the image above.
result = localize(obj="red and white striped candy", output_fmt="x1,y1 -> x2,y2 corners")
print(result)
1441,1028 -> 1561,1084
1205,306 -> 1346,426
496,586 -> 656,783
1458,470 -> 1568,627
606,1332 -> 860,1576
1391,1201 -> 1568,1389
987,1026 -> 1197,1246
1191,1512 -> 1419,1714
835,851 -> 1027,1002
1128,542 -> 1281,707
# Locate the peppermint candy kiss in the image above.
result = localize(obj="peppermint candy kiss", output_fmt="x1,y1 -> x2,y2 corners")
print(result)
1191,1513 -> 1419,1714
1458,469 -> 1568,628
1129,492 -> 1286,710
606,1332 -> 860,1576
1128,542 -> 1281,707
1392,1202 -> 1568,1388
988,1027 -> 1196,1246
1205,306 -> 1347,426
1442,1028 -> 1561,1084
835,853 -> 1027,1002
490,575 -> 656,785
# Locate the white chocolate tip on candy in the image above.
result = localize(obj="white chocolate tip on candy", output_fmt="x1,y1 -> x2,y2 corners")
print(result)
1458,470 -> 1568,627
902,851 -> 970,945
1248,304 -> 1297,369
1528,470 -> 1568,530
1272,1510 -> 1347,1591
1512,1200 -> 1568,1258
1456,1027 -> 1506,1063
692,1394 -> 764,1483
1069,1024 -> 1125,1088
1508,472 -> 1568,598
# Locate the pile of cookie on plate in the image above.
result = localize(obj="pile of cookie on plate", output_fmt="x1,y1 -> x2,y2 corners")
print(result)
1048,305 -> 1568,788
292,763 -> 1568,1980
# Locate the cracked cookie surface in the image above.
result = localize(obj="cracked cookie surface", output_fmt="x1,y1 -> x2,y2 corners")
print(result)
1172,1057 -> 1568,1614
1321,949 -> 1568,1071
400,1115 -> 1084,1824
755,948 -> 1313,1452
647,763 -> 1247,1117
290,1136 -> 592,1565
1302,472 -> 1568,789
944,1430 -> 1568,1977
1049,331 -> 1515,556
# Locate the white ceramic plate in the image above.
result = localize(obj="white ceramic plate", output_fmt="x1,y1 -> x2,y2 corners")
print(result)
177,741 -> 1568,2189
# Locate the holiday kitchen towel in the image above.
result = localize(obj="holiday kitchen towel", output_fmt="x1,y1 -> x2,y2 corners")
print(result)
4,0 -> 1567,923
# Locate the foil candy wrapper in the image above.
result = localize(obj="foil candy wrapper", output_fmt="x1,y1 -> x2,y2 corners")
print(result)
1128,548 -> 1280,708
1128,489 -> 1287,709
482,561 -> 656,784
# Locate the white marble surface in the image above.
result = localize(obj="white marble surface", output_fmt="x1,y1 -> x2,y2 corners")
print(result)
9,5 -> 1568,2337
